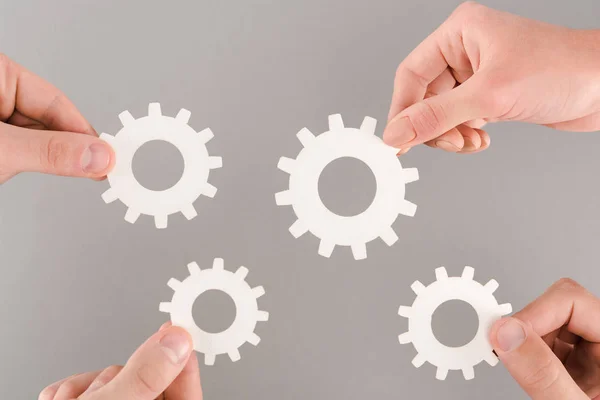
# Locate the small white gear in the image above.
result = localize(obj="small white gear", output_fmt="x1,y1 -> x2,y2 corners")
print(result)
159,258 -> 269,366
398,266 -> 512,381
100,103 -> 222,229
275,114 -> 419,260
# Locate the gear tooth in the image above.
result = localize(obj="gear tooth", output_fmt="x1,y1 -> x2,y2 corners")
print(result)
175,108 -> 191,124
403,168 -> 419,184
257,310 -> 269,322
275,190 -> 293,206
411,281 -> 425,295
435,267 -> 448,281
208,156 -> 223,170
351,243 -> 367,260
247,333 -> 261,346
235,266 -> 249,279
359,116 -> 377,135
198,128 -> 214,144
436,368 -> 449,381
289,219 -> 308,238
118,110 -> 135,127
485,279 -> 499,294
296,128 -> 316,147
181,204 -> 197,220
328,114 -> 344,130
485,352 -> 499,366
187,262 -> 201,275
318,240 -> 335,258
159,302 -> 172,313
462,266 -> 475,280
102,188 -> 118,204
124,208 -> 141,224
204,353 -> 216,366
398,332 -> 412,344
212,258 -> 225,270
498,303 -> 513,316
398,200 -> 417,217
380,227 -> 399,246
155,215 -> 168,229
167,278 -> 181,290
412,354 -> 426,368
277,156 -> 296,174
252,286 -> 265,299
148,102 -> 162,116
462,366 -> 475,380
203,183 -> 217,198
228,349 -> 241,362
398,306 -> 413,318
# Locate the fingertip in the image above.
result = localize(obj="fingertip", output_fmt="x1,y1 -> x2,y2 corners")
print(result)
38,384 -> 58,400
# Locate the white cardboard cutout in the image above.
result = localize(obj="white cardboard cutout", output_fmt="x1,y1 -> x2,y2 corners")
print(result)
275,114 -> 419,260
159,258 -> 269,365
398,266 -> 512,381
100,103 -> 222,229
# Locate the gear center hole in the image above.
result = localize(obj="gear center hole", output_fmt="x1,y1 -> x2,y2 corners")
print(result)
432,300 -> 479,348
192,289 -> 237,334
318,157 -> 376,217
132,140 -> 185,191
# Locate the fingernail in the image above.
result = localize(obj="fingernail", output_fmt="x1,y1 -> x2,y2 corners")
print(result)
435,140 -> 461,152
159,329 -> 191,364
384,116 -> 416,147
82,142 -> 111,174
496,318 -> 526,352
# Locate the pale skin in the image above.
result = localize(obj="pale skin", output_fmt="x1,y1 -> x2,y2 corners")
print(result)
1,2 -> 596,399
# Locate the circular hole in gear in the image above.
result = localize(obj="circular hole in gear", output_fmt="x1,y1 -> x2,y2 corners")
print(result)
192,290 -> 237,334
432,300 -> 480,348
132,140 -> 184,191
318,157 -> 377,217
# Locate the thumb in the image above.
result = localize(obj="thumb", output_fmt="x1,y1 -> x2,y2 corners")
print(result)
490,317 -> 587,400
383,74 -> 491,148
92,326 -> 194,400
1,124 -> 114,178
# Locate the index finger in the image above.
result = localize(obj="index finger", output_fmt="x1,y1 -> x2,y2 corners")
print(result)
0,54 -> 96,135
387,27 -> 448,121
514,278 -> 600,343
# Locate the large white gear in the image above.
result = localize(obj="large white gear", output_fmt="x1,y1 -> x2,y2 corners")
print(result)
159,258 -> 269,366
100,103 -> 222,229
398,266 -> 512,381
275,114 -> 419,260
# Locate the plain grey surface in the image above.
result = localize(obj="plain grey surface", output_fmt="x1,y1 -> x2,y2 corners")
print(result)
1,0 -> 599,398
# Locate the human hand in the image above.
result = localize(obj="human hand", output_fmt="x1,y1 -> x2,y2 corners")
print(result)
384,2 -> 600,154
38,324 -> 202,400
489,279 -> 600,399
0,54 -> 113,183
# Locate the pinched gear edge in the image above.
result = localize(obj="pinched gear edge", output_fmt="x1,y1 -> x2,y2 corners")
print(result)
159,258 -> 269,365
275,114 -> 419,260
101,103 -> 222,229
398,266 -> 512,381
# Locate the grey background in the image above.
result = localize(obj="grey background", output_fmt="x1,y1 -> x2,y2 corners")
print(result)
0,0 -> 599,398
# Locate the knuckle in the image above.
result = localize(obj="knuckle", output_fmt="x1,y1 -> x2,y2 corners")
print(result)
452,1 -> 487,20
554,277 -> 583,293
410,101 -> 445,137
522,356 -> 561,393
133,363 -> 165,397
104,364 -> 123,376
40,135 -> 69,172
0,53 -> 11,71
